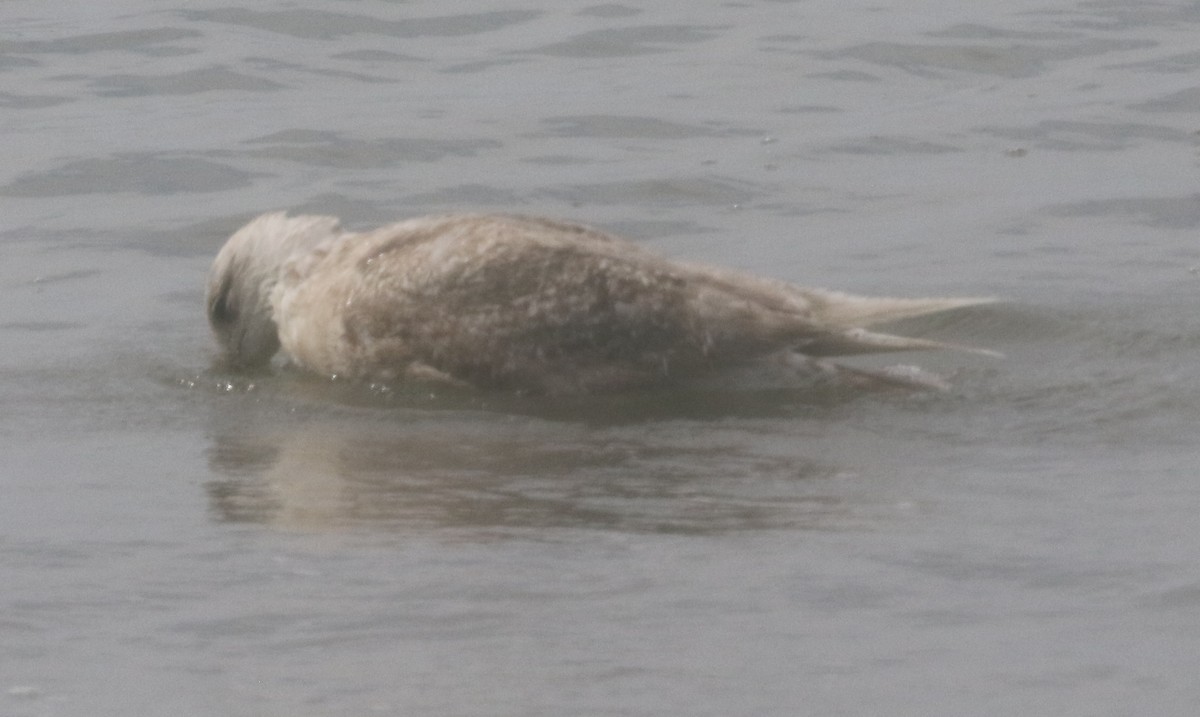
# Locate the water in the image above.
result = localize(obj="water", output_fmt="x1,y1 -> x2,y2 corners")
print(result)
3,1 -> 1200,715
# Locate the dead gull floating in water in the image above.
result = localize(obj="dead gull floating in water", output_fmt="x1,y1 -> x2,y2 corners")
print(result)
206,212 -> 996,393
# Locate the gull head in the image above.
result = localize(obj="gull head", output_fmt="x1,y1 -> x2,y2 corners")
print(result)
206,212 -> 341,368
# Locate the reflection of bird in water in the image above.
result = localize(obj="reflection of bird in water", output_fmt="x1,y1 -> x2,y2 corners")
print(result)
204,416 -> 848,533
207,212 -> 996,394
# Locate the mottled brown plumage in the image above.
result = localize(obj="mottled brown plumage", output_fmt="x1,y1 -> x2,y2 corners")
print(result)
207,212 -> 995,393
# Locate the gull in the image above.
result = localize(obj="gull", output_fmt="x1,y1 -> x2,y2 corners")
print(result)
207,212 -> 996,394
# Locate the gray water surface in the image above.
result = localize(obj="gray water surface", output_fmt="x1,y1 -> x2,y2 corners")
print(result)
3,2 -> 1199,715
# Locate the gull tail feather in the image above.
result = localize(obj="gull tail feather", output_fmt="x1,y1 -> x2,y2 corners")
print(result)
801,328 -> 1004,358
798,289 -> 996,328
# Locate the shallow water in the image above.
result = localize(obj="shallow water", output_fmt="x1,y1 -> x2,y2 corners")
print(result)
3,1 -> 1200,715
